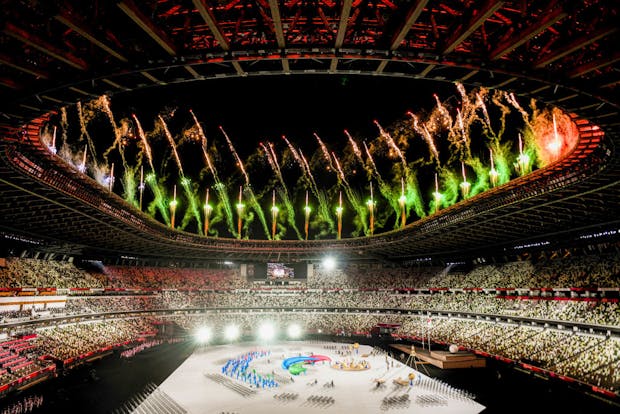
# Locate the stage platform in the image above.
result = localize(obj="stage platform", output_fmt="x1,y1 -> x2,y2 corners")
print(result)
391,344 -> 486,369
134,341 -> 484,414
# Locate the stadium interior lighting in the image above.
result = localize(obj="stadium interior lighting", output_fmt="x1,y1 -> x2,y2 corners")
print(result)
287,324 -> 302,339
224,325 -> 240,341
258,322 -> 276,341
322,256 -> 336,270
195,326 -> 211,344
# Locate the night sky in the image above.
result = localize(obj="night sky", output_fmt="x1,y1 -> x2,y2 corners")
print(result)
111,74 -> 455,157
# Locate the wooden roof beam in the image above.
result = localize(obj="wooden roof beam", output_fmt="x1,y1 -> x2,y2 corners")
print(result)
192,0 -> 230,50
268,0 -> 286,48
0,53 -> 49,79
389,0 -> 429,50
533,26 -> 618,68
55,9 -> 128,62
3,23 -> 88,70
330,0 -> 353,73
567,51 -> 620,79
231,61 -> 246,76
375,60 -> 388,74
441,0 -> 505,54
335,0 -> 353,48
490,5 -> 567,60
118,0 -> 178,56
267,0 -> 289,72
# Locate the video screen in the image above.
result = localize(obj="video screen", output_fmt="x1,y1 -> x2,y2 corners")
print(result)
267,263 -> 294,280
246,262 -> 307,280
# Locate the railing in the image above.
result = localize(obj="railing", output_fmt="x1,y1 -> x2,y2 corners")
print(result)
2,306 -> 618,335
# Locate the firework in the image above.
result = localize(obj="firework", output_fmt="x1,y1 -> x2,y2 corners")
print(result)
399,177 -> 406,227
204,188 -> 213,236
159,116 -> 184,176
345,130 -> 363,162
433,94 -> 452,129
144,172 -> 170,225
261,142 -> 302,240
190,111 -> 235,236
408,112 -> 439,164
56,86 -> 562,240
170,185 -> 178,229
138,166 -> 145,210
271,190 -> 279,240
78,144 -> 88,173
49,126 -> 57,154
236,186 -> 244,239
507,92 -> 532,130
516,133 -> 531,175
132,114 -> 154,172
304,190 -> 311,240
367,182 -> 375,235
336,191 -> 343,240
489,149 -> 499,187
76,101 -> 97,160
433,173 -> 442,213
476,93 -> 494,137
299,149 -> 334,232
314,133 -> 334,170
332,151 -> 366,235
222,126 -> 270,238
547,113 -> 561,157
374,120 -> 407,168
459,162 -> 471,198
108,163 -> 115,192
179,177 -> 203,235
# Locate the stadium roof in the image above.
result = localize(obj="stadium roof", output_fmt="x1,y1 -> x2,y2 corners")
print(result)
1,0 -> 619,262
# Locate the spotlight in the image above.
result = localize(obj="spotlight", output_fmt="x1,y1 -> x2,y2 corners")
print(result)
195,326 -> 211,344
287,324 -> 302,339
322,256 -> 336,271
258,322 -> 276,341
225,325 -> 240,341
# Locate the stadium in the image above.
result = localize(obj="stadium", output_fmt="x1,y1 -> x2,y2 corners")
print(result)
0,1 -> 619,413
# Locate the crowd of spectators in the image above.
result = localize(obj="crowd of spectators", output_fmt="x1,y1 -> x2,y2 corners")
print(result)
103,266 -> 245,289
0,258 -> 104,288
64,295 -> 161,315
0,253 -> 617,291
308,265 -> 439,289
53,290 -> 620,327
0,253 -> 618,393
33,319 -> 152,362
0,251 -> 617,328
310,253 -> 620,289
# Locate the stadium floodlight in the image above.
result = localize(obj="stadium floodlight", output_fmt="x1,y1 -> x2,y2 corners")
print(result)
287,324 -> 302,339
225,325 -> 240,341
322,256 -> 336,270
195,326 -> 211,344
258,322 -> 276,341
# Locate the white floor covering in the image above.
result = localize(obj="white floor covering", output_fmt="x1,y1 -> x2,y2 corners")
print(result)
149,341 -> 485,414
